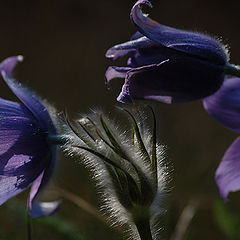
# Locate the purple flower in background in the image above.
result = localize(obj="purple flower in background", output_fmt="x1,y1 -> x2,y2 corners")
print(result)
204,77 -> 240,200
105,0 -> 228,104
0,56 -> 60,218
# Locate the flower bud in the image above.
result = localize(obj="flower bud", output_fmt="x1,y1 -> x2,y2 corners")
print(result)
63,106 -> 171,239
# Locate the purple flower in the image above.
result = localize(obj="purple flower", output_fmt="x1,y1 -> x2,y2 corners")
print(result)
0,56 -> 60,218
105,0 -> 228,104
203,77 -> 240,200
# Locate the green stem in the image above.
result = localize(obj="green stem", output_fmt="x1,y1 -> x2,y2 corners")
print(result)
135,217 -> 153,240
132,207 -> 153,240
224,63 -> 240,78
27,214 -> 32,240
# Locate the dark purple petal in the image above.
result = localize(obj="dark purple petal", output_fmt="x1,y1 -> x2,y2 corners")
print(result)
0,98 -> 32,118
0,117 -> 50,205
105,32 -> 145,61
215,137 -> 240,200
0,116 -> 41,156
0,57 -> 56,133
128,44 -> 181,68
0,56 -> 23,77
106,36 -> 172,68
130,0 -> 228,64
105,66 -> 133,87
118,57 -> 224,104
28,144 -> 58,218
131,31 -> 144,40
117,81 -> 133,103
106,36 -> 153,61
30,200 -> 60,219
28,163 -> 60,219
203,77 -> 240,133
0,175 -> 32,205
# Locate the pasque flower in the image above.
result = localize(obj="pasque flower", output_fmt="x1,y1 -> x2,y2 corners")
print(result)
0,56 -> 61,218
105,0 -> 229,104
63,106 -> 171,239
203,77 -> 240,201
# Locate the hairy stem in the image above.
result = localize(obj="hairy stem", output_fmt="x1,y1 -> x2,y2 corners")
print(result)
132,207 -> 153,240
135,218 -> 153,240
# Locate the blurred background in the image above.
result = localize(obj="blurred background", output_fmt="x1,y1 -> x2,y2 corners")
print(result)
0,0 -> 240,239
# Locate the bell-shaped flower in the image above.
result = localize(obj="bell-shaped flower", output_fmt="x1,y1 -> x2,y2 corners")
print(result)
105,0 -> 229,104
203,77 -> 240,201
0,56 -> 61,218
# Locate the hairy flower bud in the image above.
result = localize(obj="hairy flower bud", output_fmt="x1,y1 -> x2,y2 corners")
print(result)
62,106 -> 172,239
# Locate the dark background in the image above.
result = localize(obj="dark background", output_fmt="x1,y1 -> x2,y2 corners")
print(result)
0,0 -> 240,239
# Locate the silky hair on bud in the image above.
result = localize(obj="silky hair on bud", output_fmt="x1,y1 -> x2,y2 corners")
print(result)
61,106 -> 172,239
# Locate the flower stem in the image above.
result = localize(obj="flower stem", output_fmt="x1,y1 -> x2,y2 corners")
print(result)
224,63 -> 240,78
27,214 -> 32,240
132,207 -> 153,240
135,217 -> 153,240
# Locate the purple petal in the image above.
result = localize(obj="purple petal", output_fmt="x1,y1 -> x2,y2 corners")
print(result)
117,81 -> 133,103
106,37 -> 170,68
203,77 -> 240,133
131,31 -> 144,40
0,116 -> 43,156
105,66 -> 132,87
0,56 -> 23,77
215,137 -> 240,200
105,32 -> 147,61
130,0 -> 227,64
118,57 -> 224,104
106,36 -> 153,61
0,57 -> 56,133
128,44 -> 178,68
106,48 -> 135,61
0,117 -> 50,205
30,200 -> 60,219
0,175 -> 32,205
28,145 -> 58,218
0,98 -> 32,118
28,165 -> 60,219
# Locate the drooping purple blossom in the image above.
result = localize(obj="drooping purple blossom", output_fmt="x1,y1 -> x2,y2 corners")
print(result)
0,56 -> 60,218
105,0 -> 228,104
203,77 -> 240,200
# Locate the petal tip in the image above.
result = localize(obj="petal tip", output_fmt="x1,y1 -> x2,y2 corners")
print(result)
29,200 -> 61,219
17,55 -> 24,62
0,56 -> 24,77
131,0 -> 153,22
105,66 -> 114,87
105,66 -> 130,84
105,49 -> 115,59
117,82 -> 133,104
134,0 -> 153,9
